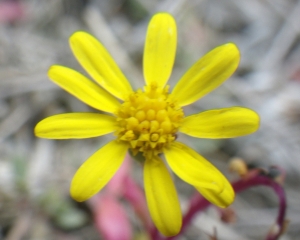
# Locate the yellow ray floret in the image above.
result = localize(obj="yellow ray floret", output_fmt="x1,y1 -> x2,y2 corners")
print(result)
35,113 -> 117,139
69,31 -> 133,100
48,65 -> 121,113
144,12 -> 177,89
172,43 -> 240,107
144,156 -> 182,236
180,107 -> 260,138
71,140 -> 128,202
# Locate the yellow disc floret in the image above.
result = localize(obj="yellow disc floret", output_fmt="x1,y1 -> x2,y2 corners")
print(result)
115,82 -> 184,159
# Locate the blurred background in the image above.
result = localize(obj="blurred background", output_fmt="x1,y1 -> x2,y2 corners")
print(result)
1,0 -> 300,239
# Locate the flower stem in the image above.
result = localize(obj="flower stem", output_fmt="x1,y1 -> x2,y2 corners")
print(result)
152,170 -> 286,240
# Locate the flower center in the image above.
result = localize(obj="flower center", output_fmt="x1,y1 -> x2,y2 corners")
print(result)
115,83 -> 184,159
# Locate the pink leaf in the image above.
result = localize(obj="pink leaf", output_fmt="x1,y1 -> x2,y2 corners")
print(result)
106,153 -> 131,197
94,195 -> 132,240
123,176 -> 153,231
0,1 -> 24,23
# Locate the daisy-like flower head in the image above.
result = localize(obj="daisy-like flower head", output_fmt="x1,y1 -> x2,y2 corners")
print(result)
35,13 -> 259,236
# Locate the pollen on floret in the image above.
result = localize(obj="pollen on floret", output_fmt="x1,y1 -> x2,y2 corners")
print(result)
115,83 -> 184,159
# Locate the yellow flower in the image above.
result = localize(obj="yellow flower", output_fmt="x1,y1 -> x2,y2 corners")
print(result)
35,13 -> 259,236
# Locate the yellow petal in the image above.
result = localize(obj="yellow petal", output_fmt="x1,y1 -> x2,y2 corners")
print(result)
195,176 -> 235,208
71,140 -> 128,202
35,113 -> 116,139
48,65 -> 120,113
69,31 -> 133,100
164,142 -> 225,192
143,13 -> 177,88
172,43 -> 240,106
144,156 -> 182,236
180,107 -> 260,138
